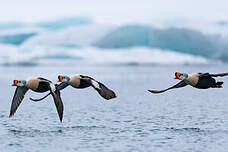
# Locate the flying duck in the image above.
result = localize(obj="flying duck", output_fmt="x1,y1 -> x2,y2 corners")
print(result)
10,77 -> 63,122
148,72 -> 228,94
30,75 -> 116,102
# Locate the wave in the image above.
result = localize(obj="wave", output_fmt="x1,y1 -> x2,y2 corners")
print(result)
21,25 -> 113,48
35,16 -> 93,30
93,25 -> 228,61
0,33 -> 37,45
0,16 -> 93,46
0,22 -> 26,30
73,47 -> 209,65
1,18 -> 228,65
0,45 -> 209,66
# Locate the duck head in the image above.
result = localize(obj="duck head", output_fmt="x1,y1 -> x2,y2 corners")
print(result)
58,75 -> 70,83
12,80 -> 26,87
175,72 -> 188,80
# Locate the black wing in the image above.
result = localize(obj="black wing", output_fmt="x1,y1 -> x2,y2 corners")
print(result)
92,81 -> 116,100
209,73 -> 228,77
56,82 -> 69,90
37,77 -> 52,83
9,87 -> 29,117
29,82 -> 69,102
29,93 -> 50,102
49,85 -> 64,122
79,75 -> 94,80
198,73 -> 210,77
148,80 -> 188,94
91,81 -> 116,100
80,75 -> 116,100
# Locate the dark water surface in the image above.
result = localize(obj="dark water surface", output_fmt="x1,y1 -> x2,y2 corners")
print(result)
0,64 -> 228,152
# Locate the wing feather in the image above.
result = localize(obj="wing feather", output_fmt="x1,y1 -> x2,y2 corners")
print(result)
148,80 -> 187,94
9,87 -> 28,117
80,75 -> 116,100
91,80 -> 116,100
209,73 -> 228,77
37,77 -> 52,83
49,85 -> 64,122
56,82 -> 69,90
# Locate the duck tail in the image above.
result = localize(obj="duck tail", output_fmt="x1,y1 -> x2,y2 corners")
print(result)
215,81 -> 223,88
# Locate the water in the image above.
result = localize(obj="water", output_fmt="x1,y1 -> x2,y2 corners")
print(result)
0,64 -> 228,152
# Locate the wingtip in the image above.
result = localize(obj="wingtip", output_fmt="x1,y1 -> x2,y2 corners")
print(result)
29,97 -> 35,101
148,90 -> 159,94
110,93 -> 117,100
106,93 -> 117,100
9,113 -> 13,117
59,117 -> 63,122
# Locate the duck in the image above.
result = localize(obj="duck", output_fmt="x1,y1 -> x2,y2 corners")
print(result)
148,72 -> 228,94
10,77 -> 63,122
30,75 -> 116,102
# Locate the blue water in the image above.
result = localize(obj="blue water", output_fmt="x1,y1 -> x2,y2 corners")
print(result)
0,64 -> 228,152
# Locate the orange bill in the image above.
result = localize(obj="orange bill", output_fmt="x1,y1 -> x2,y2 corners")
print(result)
58,75 -> 63,82
175,72 -> 180,79
12,80 -> 18,86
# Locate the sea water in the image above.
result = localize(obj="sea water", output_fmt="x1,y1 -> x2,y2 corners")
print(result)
0,64 -> 227,152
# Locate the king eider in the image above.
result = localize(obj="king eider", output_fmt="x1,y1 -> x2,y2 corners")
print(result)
30,75 -> 116,101
148,72 -> 228,94
10,77 -> 63,122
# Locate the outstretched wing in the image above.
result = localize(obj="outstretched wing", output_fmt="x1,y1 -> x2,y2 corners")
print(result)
209,73 -> 228,77
37,77 -> 52,83
9,87 -> 29,117
91,80 -> 116,100
198,73 -> 210,77
148,80 -> 188,94
29,93 -> 50,102
56,82 -> 69,90
79,75 -> 96,81
29,82 -> 69,102
49,84 -> 64,122
94,81 -> 116,100
80,75 -> 116,100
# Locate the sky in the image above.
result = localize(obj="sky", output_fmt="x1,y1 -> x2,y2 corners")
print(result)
0,0 -> 228,24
